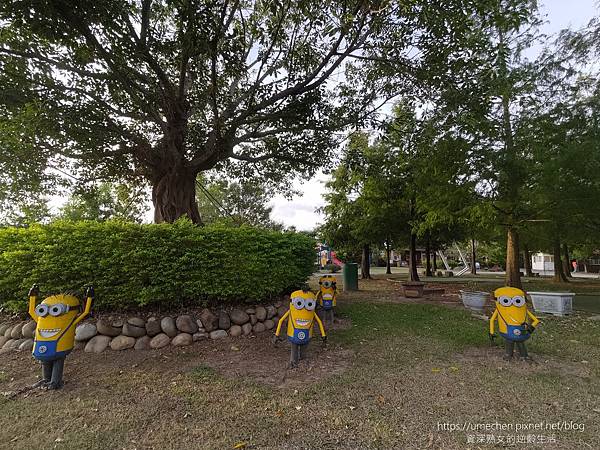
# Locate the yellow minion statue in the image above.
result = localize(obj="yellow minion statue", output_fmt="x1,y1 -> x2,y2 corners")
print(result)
489,286 -> 540,361
28,284 -> 94,389
317,275 -> 337,324
274,286 -> 326,367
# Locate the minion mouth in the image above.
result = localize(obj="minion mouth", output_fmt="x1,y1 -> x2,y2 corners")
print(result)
295,319 -> 310,326
39,328 -> 61,338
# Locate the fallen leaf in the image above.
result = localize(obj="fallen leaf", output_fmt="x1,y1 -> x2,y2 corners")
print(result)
431,368 -> 441,373
233,442 -> 247,449
295,406 -> 302,410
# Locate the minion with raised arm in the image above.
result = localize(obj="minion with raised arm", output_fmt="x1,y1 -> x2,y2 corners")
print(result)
317,275 -> 337,324
28,285 -> 94,389
489,286 -> 540,361
274,287 -> 326,367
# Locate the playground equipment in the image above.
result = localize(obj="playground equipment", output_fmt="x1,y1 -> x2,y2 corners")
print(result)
274,288 -> 326,368
317,275 -> 337,324
489,286 -> 539,361
28,285 -> 94,389
437,243 -> 471,276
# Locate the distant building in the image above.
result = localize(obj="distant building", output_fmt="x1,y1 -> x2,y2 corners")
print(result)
531,252 -> 554,273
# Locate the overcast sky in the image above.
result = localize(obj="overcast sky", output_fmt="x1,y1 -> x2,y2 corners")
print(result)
269,0 -> 600,231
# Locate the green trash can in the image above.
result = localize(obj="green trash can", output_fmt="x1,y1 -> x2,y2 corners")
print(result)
343,263 -> 359,291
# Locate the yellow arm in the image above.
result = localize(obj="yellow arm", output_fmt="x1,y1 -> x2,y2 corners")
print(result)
489,309 -> 498,335
275,309 -> 290,336
27,285 -> 39,323
28,295 -> 38,323
73,295 -> 93,327
314,312 -> 326,337
527,310 -> 540,328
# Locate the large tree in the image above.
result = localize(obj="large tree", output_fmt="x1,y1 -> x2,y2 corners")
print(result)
1,1 -> 551,225
0,1 -> 395,223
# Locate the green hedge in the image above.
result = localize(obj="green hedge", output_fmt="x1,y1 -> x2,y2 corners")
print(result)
0,220 -> 316,310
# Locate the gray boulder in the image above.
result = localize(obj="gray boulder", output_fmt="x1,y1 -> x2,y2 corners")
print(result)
255,306 -> 267,321
145,318 -> 162,337
176,315 -> 198,334
277,306 -> 288,317
122,320 -> 146,338
242,323 -> 253,335
228,325 -> 242,337
18,339 -> 34,351
266,306 -> 277,319
209,330 -> 227,340
2,339 -> 15,349
3,326 -> 12,338
110,335 -> 135,351
134,336 -> 151,351
0,324 -> 9,335
200,309 -> 218,332
75,323 -> 97,341
85,335 -> 111,353
96,319 -> 123,337
10,322 -> 24,339
218,311 -> 231,330
0,336 -> 8,348
230,309 -> 250,325
264,319 -> 275,330
171,333 -> 193,347
21,321 -> 37,339
192,332 -> 208,342
160,317 -> 177,337
253,322 -> 266,333
128,317 -> 145,327
150,333 -> 170,349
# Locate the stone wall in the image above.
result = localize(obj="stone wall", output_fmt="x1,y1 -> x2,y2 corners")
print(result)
0,301 -> 289,354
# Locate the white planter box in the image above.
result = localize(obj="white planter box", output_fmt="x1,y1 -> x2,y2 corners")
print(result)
460,290 -> 489,313
528,292 -> 574,316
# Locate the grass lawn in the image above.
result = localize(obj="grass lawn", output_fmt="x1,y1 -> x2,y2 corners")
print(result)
1,276 -> 599,449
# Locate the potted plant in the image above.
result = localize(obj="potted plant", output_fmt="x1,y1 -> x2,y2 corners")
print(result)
459,281 -> 490,313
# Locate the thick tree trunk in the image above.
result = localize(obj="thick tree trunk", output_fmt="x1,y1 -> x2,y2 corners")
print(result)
385,240 -> 392,275
523,244 -> 533,277
563,243 -> 573,278
409,233 -> 420,282
470,238 -> 477,275
152,167 -> 202,224
433,249 -> 437,271
425,236 -> 432,277
553,238 -> 569,283
505,227 -> 522,288
361,244 -> 371,279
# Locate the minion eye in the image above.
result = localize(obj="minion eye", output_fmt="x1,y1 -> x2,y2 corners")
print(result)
323,281 -> 331,288
49,304 -> 65,316
498,296 -> 512,306
292,297 -> 305,310
35,304 -> 49,317
305,299 -> 316,311
513,296 -> 525,307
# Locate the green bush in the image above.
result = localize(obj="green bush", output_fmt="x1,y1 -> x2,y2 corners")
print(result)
0,220 -> 316,311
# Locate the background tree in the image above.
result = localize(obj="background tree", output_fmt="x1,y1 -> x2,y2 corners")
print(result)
196,176 -> 282,229
57,182 -> 149,222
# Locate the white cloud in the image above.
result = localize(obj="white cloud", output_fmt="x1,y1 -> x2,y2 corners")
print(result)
269,171 -> 330,231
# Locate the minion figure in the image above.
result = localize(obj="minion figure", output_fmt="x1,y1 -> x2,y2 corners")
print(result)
489,287 -> 540,361
274,288 -> 326,368
28,285 -> 94,389
317,275 -> 337,324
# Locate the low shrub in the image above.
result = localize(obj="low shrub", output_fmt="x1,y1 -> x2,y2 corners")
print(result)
0,220 -> 315,311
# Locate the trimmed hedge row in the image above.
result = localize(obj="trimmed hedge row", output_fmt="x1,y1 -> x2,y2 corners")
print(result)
0,220 -> 316,310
